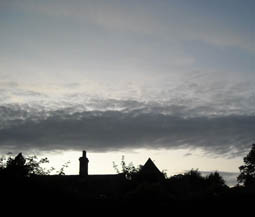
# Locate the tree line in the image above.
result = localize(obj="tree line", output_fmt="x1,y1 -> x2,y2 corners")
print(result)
0,144 -> 255,204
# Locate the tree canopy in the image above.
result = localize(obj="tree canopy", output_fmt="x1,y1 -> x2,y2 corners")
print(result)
0,153 -> 69,177
237,144 -> 255,186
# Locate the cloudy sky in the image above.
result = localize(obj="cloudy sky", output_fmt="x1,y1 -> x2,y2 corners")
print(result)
0,0 -> 254,185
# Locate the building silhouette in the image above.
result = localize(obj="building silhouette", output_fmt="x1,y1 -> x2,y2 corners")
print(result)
29,150 -> 165,200
78,150 -> 164,179
138,158 -> 165,182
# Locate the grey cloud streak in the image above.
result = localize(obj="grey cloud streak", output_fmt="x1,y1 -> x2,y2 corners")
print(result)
0,105 -> 254,157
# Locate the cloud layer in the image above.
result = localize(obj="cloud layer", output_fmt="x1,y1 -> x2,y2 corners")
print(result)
0,102 -> 254,157
0,0 -> 254,159
1,75 -> 255,157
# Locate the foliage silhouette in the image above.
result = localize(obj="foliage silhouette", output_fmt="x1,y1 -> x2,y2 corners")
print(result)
237,144 -> 255,186
57,160 -> 71,175
0,153 -> 69,177
1,151 -> 255,209
166,169 -> 228,200
113,155 -> 143,180
0,153 -> 51,177
206,171 -> 226,187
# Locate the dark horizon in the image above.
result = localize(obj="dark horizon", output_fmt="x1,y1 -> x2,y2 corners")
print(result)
0,150 -> 245,187
1,147 -> 255,210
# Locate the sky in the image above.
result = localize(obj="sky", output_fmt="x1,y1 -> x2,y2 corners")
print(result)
0,0 -> 254,186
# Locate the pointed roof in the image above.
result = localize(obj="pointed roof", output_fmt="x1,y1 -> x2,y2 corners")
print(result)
139,158 -> 163,177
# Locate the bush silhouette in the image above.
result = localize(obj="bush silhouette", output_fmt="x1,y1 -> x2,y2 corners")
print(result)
167,169 -> 228,200
0,152 -> 72,178
237,144 -> 255,186
0,153 -> 52,178
113,155 -> 143,180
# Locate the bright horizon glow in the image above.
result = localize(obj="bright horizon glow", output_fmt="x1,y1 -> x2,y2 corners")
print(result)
34,148 -> 243,186
43,149 -> 243,175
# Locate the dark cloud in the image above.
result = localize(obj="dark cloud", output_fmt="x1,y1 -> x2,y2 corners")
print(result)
0,105 -> 254,157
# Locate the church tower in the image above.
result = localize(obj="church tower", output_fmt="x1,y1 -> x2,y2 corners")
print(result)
79,150 -> 89,177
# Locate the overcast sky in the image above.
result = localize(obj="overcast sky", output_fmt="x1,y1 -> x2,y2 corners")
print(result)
0,0 -> 254,181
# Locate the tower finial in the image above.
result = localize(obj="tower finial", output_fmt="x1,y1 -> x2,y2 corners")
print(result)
82,150 -> 86,157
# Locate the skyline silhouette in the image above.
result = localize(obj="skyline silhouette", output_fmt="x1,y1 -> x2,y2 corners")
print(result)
0,1 -> 254,207
0,150 -> 243,187
1,147 -> 255,209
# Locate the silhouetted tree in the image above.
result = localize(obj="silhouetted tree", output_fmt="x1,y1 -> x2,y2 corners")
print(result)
25,155 -> 52,176
205,171 -> 228,196
167,169 -> 227,200
4,153 -> 28,177
57,161 -> 70,175
0,153 -> 52,177
237,144 -> 255,186
0,153 -> 70,178
206,172 -> 226,187
113,155 -> 143,180
167,169 -> 204,200
183,169 -> 206,192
